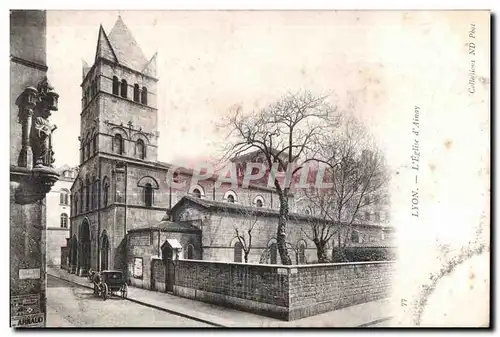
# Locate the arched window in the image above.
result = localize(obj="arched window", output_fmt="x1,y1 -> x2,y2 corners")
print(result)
270,242 -> 278,264
234,241 -> 243,262
93,181 -> 99,209
133,84 -> 140,102
365,211 -> 370,221
113,134 -> 123,154
351,230 -> 360,243
185,244 -> 194,260
112,76 -> 119,95
141,87 -> 148,105
73,195 -> 79,215
60,213 -> 69,228
254,196 -> 264,208
298,241 -> 306,264
120,79 -> 128,98
364,195 -> 371,205
86,140 -> 90,159
85,182 -> 90,212
103,182 -> 109,206
92,134 -> 98,154
224,191 -> 237,203
192,188 -> 202,198
80,189 -> 84,213
144,183 -> 153,207
136,139 -> 145,159
60,189 -> 69,205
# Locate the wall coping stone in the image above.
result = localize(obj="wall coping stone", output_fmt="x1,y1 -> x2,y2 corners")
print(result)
176,259 -> 396,269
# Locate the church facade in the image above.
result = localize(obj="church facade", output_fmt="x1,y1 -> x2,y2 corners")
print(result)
68,17 -> 393,280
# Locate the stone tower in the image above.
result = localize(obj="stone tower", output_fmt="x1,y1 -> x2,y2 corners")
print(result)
70,16 -> 162,276
80,15 -> 159,164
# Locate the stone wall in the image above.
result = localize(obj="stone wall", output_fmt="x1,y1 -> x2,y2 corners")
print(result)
287,261 -> 394,320
174,260 -> 290,319
173,259 -> 395,321
46,228 -> 69,266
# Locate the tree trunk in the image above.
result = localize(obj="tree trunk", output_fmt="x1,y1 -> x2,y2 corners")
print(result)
244,251 -> 249,263
277,190 -> 292,265
315,240 -> 329,263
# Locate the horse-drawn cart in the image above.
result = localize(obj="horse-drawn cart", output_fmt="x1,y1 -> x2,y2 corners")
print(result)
91,270 -> 128,301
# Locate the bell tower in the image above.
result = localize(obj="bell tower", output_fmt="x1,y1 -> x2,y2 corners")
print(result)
79,16 -> 159,165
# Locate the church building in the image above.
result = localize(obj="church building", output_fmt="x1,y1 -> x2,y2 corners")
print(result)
68,17 -> 393,284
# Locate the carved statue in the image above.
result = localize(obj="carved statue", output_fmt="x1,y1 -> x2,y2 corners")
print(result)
30,78 -> 59,168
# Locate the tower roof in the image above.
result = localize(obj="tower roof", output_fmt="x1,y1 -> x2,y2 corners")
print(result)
88,16 -> 157,79
106,16 -> 148,72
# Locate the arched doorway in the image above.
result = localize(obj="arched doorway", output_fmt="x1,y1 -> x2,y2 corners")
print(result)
100,231 -> 110,271
78,219 -> 91,276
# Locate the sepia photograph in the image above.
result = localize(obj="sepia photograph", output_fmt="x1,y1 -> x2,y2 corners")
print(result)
9,8 -> 490,328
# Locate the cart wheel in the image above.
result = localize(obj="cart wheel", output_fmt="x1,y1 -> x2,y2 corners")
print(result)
122,283 -> 128,299
101,284 -> 108,301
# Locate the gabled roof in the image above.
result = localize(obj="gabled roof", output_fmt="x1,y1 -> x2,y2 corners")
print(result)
128,220 -> 201,234
107,16 -> 148,72
170,196 -> 386,229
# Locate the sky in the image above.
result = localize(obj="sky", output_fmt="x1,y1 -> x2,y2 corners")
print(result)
45,10 -> 425,168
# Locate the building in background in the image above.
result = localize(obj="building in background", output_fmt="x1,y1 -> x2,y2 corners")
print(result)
45,165 -> 77,267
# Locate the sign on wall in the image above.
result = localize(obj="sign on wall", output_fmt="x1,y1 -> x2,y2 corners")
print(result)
10,294 -> 44,328
129,234 -> 151,246
133,257 -> 143,279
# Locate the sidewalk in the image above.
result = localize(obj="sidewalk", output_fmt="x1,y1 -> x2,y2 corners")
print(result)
47,267 -> 394,328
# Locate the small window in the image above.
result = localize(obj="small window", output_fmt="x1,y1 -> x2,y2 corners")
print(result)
103,183 -> 109,206
192,188 -> 202,198
298,242 -> 306,264
256,199 -> 263,207
144,183 -> 153,207
86,184 -> 91,212
113,134 -> 123,154
365,211 -> 370,221
141,87 -> 148,105
60,213 -> 69,228
227,195 -> 235,203
351,231 -> 359,243
375,212 -> 381,222
364,195 -> 371,205
112,76 -> 119,95
60,189 -> 69,205
234,241 -> 243,262
120,79 -> 128,98
270,242 -> 277,264
133,84 -> 140,102
73,195 -> 79,215
92,134 -> 98,154
86,140 -> 90,159
136,139 -> 145,159
186,244 -> 194,260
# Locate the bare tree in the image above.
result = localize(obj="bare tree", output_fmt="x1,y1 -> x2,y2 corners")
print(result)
301,116 -> 389,262
233,216 -> 258,263
220,90 -> 338,265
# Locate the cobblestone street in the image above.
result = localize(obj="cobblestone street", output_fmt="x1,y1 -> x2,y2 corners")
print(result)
46,275 -> 213,327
